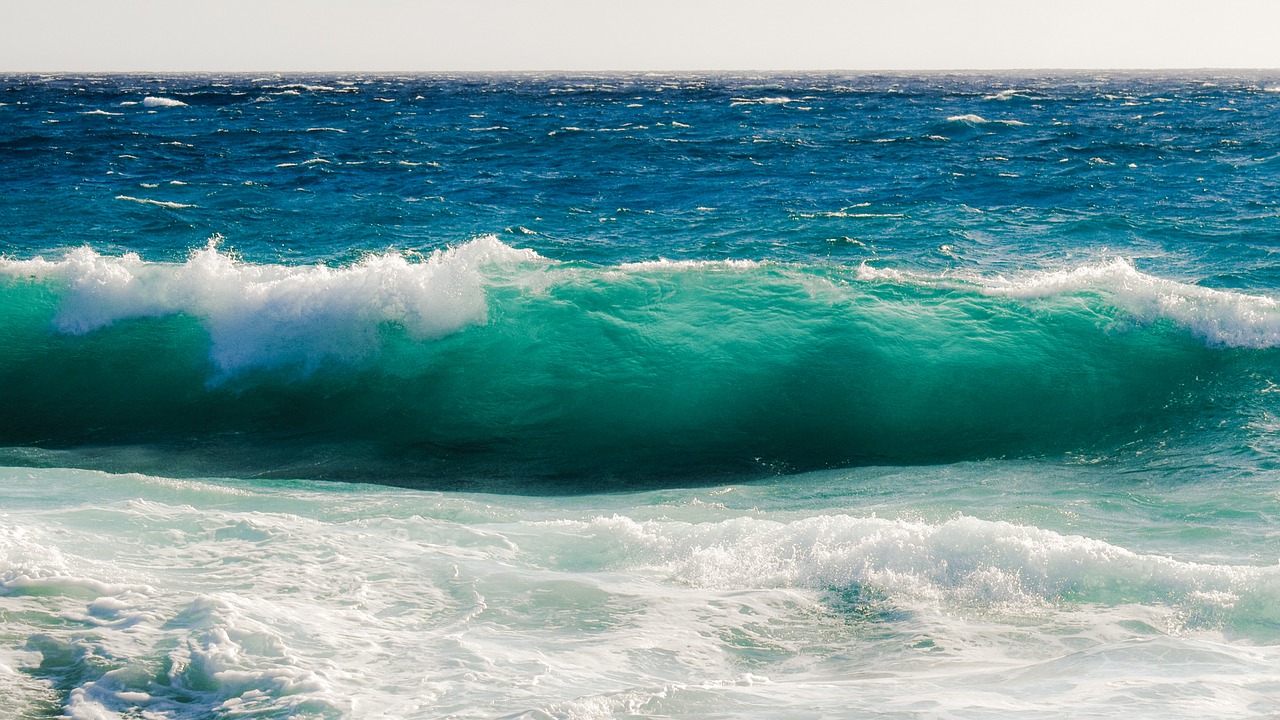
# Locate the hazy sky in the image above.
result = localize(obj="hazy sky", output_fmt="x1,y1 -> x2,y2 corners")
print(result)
3,0 -> 1278,72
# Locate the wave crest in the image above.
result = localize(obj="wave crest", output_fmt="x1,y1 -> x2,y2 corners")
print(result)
1,236 -> 543,376
857,258 -> 1280,349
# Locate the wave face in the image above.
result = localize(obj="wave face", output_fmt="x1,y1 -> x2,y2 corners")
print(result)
1,239 -> 1268,483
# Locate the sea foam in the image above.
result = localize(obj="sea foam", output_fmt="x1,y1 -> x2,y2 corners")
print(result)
558,513 -> 1276,624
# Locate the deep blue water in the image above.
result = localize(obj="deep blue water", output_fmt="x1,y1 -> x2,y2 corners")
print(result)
4,73 -> 1280,273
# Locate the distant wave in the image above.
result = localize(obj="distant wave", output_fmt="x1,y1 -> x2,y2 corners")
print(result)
946,114 -> 1029,126
982,89 -> 1039,101
141,96 -> 188,108
114,195 -> 194,209
730,96 -> 793,106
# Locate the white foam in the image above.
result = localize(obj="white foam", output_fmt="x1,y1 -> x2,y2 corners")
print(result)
947,114 -> 1029,126
114,195 -> 194,209
616,257 -> 765,271
557,513 -> 1275,618
5,464 -> 1280,718
274,83 -> 339,92
0,236 -> 545,376
141,96 -> 188,108
78,109 -> 123,116
794,209 -> 904,219
730,96 -> 793,106
983,89 -> 1036,101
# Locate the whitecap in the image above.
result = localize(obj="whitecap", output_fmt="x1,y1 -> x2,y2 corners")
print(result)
947,114 -> 1028,126
729,96 -> 793,106
141,96 -> 188,108
983,89 -> 1035,101
114,195 -> 194,209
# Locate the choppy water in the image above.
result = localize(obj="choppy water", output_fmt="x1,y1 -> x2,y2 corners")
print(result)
3,73 -> 1280,718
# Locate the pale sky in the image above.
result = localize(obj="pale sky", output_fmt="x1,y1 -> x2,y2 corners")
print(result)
3,0 -> 1278,72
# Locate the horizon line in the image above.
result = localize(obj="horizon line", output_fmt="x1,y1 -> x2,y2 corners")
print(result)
4,67 -> 1280,76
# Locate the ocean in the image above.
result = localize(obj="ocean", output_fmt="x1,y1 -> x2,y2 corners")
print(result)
2,72 -> 1280,718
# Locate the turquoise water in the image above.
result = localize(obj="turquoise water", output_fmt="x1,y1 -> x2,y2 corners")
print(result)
3,73 -> 1280,717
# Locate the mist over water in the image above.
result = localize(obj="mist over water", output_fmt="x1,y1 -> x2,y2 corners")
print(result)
4,73 -> 1280,718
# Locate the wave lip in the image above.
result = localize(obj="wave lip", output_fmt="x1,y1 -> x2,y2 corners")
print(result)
979,258 -> 1280,349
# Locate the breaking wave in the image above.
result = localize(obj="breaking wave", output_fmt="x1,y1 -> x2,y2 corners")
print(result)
1,238 -> 1275,482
